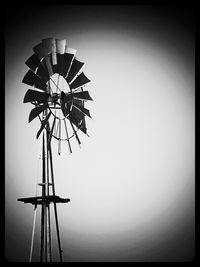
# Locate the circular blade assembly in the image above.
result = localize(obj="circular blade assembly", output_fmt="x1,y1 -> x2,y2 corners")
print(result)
23,37 -> 93,154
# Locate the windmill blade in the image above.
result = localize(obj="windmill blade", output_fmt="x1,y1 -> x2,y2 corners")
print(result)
25,54 -> 41,72
34,40 -> 54,76
36,63 -> 49,83
73,100 -> 91,118
72,90 -> 93,101
61,103 -> 70,117
33,42 -> 46,61
34,39 -> 56,62
66,59 -> 85,84
24,89 -> 49,103
42,38 -> 56,74
36,112 -> 52,139
70,115 -> 87,134
41,54 -> 54,77
80,116 -> 87,134
42,38 -> 56,56
22,70 -> 47,91
69,120 -> 81,145
53,39 -> 66,75
56,54 -> 65,75
69,72 -> 91,90
25,54 -> 50,82
69,107 -> 87,134
60,93 -> 72,117
63,47 -> 77,78
29,103 -> 48,122
56,39 -> 66,54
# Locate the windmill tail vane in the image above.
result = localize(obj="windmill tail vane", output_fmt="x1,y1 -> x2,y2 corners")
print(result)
18,37 -> 93,262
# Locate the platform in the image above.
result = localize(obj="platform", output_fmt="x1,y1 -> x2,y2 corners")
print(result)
17,195 -> 70,205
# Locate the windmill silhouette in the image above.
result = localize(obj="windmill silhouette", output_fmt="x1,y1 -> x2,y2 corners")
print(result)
18,37 -> 93,262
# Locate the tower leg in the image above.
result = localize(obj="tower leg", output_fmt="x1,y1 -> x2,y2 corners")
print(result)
49,143 -> 64,262
53,203 -> 63,262
29,204 -> 37,262
40,133 -> 46,262
40,203 -> 45,262
47,204 -> 52,262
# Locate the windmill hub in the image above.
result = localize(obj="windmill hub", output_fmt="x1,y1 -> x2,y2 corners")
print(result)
49,73 -> 70,94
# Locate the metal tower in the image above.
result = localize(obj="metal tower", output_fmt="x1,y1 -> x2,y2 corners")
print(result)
18,37 -> 93,262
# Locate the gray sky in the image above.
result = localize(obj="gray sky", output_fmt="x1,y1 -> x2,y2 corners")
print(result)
5,4 -> 195,262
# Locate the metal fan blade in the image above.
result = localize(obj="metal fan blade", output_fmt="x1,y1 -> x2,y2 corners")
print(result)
70,115 -> 87,134
61,104 -> 70,117
63,53 -> 74,78
63,48 -> 77,78
42,38 -> 57,66
69,107 -> 87,134
57,54 -> 65,75
69,120 -> 81,145
72,90 -> 93,101
56,39 -> 66,54
33,42 -> 46,61
22,70 -> 47,91
69,72 -> 91,90
65,47 -> 77,55
71,106 -> 84,122
60,93 -> 72,117
42,38 -> 56,54
36,112 -> 52,139
25,54 -> 41,72
25,54 -> 49,82
53,40 -> 66,75
24,89 -> 49,103
73,101 -> 91,118
41,55 -> 54,77
34,40 -> 55,76
80,116 -> 87,134
66,59 -> 85,84
36,63 -> 49,83
28,103 -> 48,122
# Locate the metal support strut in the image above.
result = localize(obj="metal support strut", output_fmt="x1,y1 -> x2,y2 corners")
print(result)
18,125 -> 70,262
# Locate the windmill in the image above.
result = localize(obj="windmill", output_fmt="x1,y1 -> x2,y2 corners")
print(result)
18,37 -> 93,262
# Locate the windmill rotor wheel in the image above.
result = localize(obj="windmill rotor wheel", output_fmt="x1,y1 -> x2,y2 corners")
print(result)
22,37 -> 93,154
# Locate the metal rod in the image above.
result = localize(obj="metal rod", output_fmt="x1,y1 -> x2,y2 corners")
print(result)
47,117 -> 56,149
64,119 -> 72,153
50,77 -> 62,92
47,204 -> 52,262
53,203 -> 63,262
44,131 -> 48,262
58,119 -> 61,155
29,204 -> 37,262
70,120 -> 81,145
46,124 -> 52,262
40,133 -> 46,262
56,73 -> 60,95
54,73 -> 61,121
46,128 -> 50,196
40,204 -> 44,262
49,144 -> 56,196
49,143 -> 63,262
55,117 -> 59,137
44,203 -> 47,262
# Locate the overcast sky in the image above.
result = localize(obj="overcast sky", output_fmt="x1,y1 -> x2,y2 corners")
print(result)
5,4 -> 194,262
